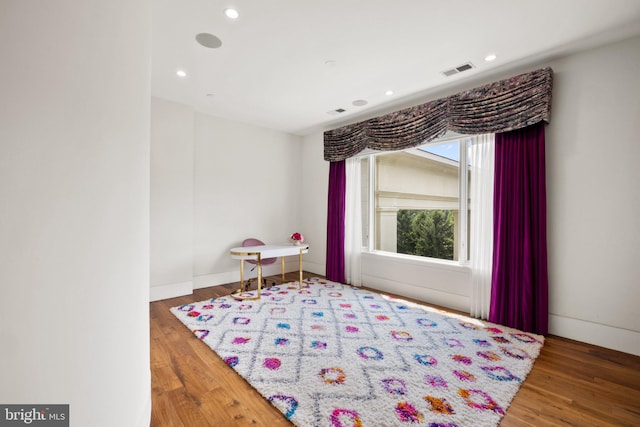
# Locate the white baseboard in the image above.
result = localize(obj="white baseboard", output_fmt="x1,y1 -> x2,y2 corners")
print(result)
303,261 -> 325,277
150,262 -> 326,300
193,271 -> 238,289
549,314 -> 640,356
149,280 -> 193,302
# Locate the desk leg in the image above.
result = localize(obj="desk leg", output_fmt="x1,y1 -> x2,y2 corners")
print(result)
281,257 -> 285,282
299,248 -> 303,290
231,254 -> 261,301
257,253 -> 262,299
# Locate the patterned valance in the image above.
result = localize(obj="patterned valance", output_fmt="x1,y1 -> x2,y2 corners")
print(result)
324,67 -> 553,161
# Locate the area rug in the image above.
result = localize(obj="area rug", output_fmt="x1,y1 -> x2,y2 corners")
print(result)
170,278 -> 544,427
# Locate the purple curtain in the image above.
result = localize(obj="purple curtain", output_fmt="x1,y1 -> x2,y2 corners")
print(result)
326,160 -> 346,283
490,122 -> 549,335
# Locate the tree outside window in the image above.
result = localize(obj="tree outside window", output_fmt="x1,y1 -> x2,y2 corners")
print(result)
397,210 -> 455,260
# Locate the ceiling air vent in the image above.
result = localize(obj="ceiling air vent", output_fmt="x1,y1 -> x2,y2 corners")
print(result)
327,108 -> 347,116
441,62 -> 475,77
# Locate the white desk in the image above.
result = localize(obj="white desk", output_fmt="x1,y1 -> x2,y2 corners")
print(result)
229,243 -> 309,299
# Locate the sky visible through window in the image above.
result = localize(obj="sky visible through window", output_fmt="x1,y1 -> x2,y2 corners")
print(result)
420,141 -> 459,161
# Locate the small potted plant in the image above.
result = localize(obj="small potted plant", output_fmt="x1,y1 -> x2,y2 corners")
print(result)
290,232 -> 304,245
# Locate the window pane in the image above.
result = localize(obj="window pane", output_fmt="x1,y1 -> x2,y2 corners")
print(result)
397,209 -> 456,259
374,141 -> 460,261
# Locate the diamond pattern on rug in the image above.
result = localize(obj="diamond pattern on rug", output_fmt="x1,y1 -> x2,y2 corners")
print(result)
171,278 -> 544,427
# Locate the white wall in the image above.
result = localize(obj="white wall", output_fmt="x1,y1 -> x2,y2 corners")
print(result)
150,97 -> 194,301
300,35 -> 640,355
193,113 -> 303,287
0,1 -> 151,426
150,101 -> 304,295
300,132 -> 330,276
544,36 -> 640,355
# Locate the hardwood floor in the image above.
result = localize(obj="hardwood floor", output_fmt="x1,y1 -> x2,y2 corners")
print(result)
150,272 -> 640,426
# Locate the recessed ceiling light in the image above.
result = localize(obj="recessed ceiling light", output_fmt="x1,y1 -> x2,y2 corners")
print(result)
224,8 -> 239,19
385,90 -> 394,96
176,70 -> 187,78
352,99 -> 368,107
485,54 -> 497,62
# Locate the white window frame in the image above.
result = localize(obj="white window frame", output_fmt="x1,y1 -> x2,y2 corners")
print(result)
362,135 -> 472,266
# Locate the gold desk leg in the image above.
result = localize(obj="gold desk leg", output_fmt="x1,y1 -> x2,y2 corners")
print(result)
257,252 -> 262,299
281,256 -> 285,282
298,248 -> 303,290
232,256 -> 261,300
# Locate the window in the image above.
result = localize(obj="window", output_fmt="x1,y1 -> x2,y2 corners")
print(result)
363,138 -> 471,262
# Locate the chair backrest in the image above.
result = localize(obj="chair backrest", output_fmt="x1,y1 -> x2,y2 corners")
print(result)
241,238 -> 276,265
242,238 -> 265,247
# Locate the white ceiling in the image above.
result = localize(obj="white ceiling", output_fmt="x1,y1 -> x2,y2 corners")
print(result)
151,0 -> 640,135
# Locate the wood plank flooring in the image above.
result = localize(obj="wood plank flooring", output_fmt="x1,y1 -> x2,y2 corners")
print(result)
150,272 -> 640,426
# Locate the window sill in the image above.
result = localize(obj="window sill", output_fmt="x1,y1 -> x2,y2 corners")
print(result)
362,250 -> 471,273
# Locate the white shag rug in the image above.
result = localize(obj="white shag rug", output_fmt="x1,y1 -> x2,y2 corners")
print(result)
171,278 -> 543,427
